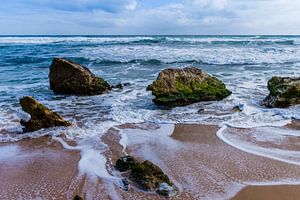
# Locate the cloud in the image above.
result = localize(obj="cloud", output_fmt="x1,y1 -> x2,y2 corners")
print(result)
188,0 -> 230,10
1,0 -> 138,13
0,0 -> 300,34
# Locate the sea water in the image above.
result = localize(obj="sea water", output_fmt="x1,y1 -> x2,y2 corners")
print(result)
1,35 -> 300,135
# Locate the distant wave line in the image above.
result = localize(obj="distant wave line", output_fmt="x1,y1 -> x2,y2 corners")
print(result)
0,36 -> 298,46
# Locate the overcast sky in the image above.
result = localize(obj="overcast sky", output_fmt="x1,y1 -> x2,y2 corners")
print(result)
0,0 -> 300,35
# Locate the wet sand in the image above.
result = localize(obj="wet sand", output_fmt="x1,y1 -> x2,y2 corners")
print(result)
231,120 -> 300,200
0,123 -> 300,199
0,136 -> 115,200
286,119 -> 300,130
174,124 -> 300,200
173,124 -> 300,200
232,185 -> 300,200
115,123 -> 300,199
0,136 -> 82,199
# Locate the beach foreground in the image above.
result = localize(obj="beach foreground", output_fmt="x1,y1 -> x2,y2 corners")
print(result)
1,123 -> 299,200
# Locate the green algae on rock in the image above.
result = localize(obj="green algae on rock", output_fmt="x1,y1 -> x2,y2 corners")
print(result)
130,160 -> 173,192
262,76 -> 300,108
116,156 -> 139,172
20,96 -> 72,132
115,156 -> 177,196
49,58 -> 111,95
147,67 -> 231,106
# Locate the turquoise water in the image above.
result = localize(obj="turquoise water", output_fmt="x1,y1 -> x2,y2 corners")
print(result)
1,35 -> 300,140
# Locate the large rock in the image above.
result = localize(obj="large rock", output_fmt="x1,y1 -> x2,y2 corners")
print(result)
147,67 -> 231,106
49,58 -> 111,95
262,76 -> 300,108
20,96 -> 71,132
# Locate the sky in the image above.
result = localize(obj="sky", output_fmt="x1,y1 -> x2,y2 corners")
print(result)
0,0 -> 300,35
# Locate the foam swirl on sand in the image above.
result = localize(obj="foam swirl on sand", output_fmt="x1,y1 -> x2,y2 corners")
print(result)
52,136 -> 120,181
217,126 -> 300,167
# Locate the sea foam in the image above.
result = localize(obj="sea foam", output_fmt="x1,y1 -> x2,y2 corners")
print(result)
216,126 -> 300,167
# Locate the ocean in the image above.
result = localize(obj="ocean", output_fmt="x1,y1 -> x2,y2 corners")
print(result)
1,35 -> 300,135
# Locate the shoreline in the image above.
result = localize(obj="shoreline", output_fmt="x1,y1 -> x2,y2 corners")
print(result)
0,123 -> 299,199
107,123 -> 300,199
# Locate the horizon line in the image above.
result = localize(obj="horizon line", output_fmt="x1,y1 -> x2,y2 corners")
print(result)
1,34 -> 300,37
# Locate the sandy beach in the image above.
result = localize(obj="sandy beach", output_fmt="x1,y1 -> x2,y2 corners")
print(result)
0,136 -> 82,199
1,123 -> 299,200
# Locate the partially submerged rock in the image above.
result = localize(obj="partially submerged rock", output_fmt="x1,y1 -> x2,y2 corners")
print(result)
111,82 -> 131,90
112,83 -> 124,90
130,160 -> 173,191
147,67 -> 231,107
262,76 -> 300,108
115,156 -> 177,196
49,58 -> 111,95
232,105 -> 243,112
20,96 -> 71,132
121,178 -> 130,191
116,156 -> 138,172
158,182 -> 177,197
73,195 -> 84,200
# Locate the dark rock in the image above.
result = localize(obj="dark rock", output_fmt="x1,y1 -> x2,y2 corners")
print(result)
262,76 -> 300,108
123,82 -> 131,87
20,96 -> 71,132
112,83 -> 123,89
121,178 -> 130,191
158,182 -> 177,197
111,82 -> 131,90
49,58 -> 111,95
232,105 -> 242,112
73,195 -> 84,200
197,108 -> 205,113
115,156 -> 176,195
130,160 -> 173,191
116,156 -> 138,172
147,67 -> 231,107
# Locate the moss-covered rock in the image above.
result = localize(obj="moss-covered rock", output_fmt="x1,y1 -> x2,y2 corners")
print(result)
20,96 -> 71,132
147,67 -> 231,106
262,76 -> 300,108
115,157 -> 177,196
49,58 -> 111,95
116,156 -> 138,172
130,160 -> 173,191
